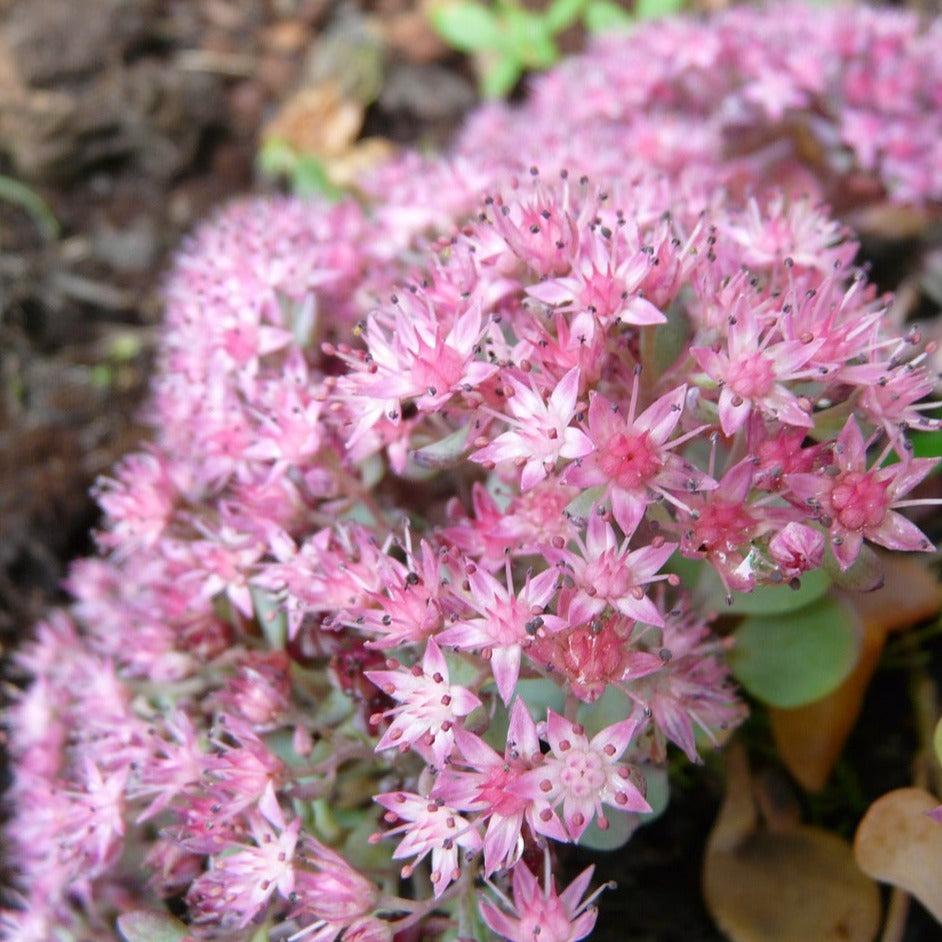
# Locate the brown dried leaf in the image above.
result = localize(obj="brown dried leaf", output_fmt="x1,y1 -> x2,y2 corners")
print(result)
770,556 -> 940,791
854,787 -> 942,924
704,742 -> 881,942
262,81 -> 364,159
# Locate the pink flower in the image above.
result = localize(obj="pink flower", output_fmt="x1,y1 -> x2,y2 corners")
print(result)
787,416 -> 937,569
526,224 -> 667,328
373,792 -> 483,896
513,711 -> 649,842
480,860 -> 607,942
365,639 -> 482,768
344,292 -> 498,414
528,612 -> 664,705
471,366 -> 593,491
565,382 -> 714,533
691,297 -> 823,437
289,836 -> 380,941
432,699 -> 568,874
186,798 -> 299,929
622,604 -> 746,763
438,563 -> 565,704
768,522 -> 825,580
676,458 -> 781,593
548,510 -> 677,627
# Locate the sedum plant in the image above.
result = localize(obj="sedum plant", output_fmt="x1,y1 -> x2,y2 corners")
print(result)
3,4 -> 942,942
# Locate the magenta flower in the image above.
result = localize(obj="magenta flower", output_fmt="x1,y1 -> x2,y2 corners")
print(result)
513,711 -> 649,842
787,416 -> 937,569
480,860 -> 606,942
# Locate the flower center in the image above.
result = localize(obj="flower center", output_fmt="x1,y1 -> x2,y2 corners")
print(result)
599,431 -> 661,489
729,352 -> 775,399
830,470 -> 889,531
560,749 -> 607,797
687,501 -> 756,554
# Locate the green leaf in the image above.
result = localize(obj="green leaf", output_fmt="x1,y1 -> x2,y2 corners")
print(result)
578,683 -> 633,738
908,429 -> 942,468
430,1 -> 504,52
504,8 -> 559,68
410,424 -> 471,470
641,294 -> 693,381
729,593 -> 862,708
635,0 -> 685,20
251,586 -> 287,650
479,51 -> 526,98
293,156 -> 344,200
583,0 -> 635,32
117,911 -> 189,942
935,716 -> 942,766
544,0 -> 588,33
822,542 -> 885,592
698,565 -> 833,616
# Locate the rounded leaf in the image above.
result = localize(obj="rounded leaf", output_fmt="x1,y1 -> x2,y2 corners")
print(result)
117,911 -> 189,942
729,594 -> 862,708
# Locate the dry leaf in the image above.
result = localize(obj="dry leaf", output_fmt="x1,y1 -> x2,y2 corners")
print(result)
769,556 -> 940,791
704,742 -> 881,942
262,81 -> 364,159
854,786 -> 942,924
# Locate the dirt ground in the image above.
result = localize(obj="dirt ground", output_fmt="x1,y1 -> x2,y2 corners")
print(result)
1,1 -> 941,940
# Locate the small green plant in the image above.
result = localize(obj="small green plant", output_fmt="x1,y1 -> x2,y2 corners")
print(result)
430,0 -> 685,98
257,138 -> 346,201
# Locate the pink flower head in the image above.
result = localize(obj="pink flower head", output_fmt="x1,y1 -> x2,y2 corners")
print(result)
691,299 -> 823,437
186,798 -> 299,929
526,223 -> 667,328
289,836 -> 380,941
514,711 -> 649,842
373,791 -> 483,896
787,416 -> 937,569
480,858 -> 607,942
768,522 -> 825,580
677,457 -> 780,593
365,638 -> 482,768
432,699 -> 568,874
528,612 -> 664,704
346,291 -> 498,414
565,381 -> 715,533
549,509 -> 678,627
438,562 -> 565,704
471,366 -> 594,491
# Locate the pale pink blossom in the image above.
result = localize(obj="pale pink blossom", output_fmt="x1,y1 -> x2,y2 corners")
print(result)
787,417 -> 937,569
471,366 -> 593,491
513,711 -> 649,841
480,859 -> 607,942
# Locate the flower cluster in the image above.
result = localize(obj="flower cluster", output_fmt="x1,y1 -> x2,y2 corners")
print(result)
4,5 -> 941,942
